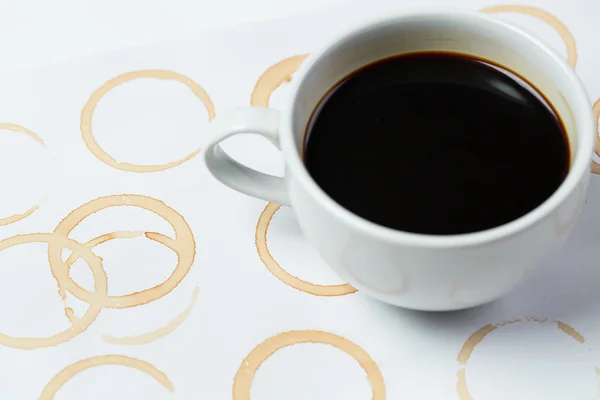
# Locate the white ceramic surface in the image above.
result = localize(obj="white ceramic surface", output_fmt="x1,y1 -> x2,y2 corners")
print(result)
203,8 -> 595,311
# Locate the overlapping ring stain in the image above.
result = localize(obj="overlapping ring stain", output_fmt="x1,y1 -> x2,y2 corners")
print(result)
38,355 -> 174,399
59,232 -> 199,345
250,54 -> 309,108
0,194 -> 196,349
456,318 -> 590,399
60,229 -> 197,340
255,202 -> 356,296
0,233 -> 106,350
0,123 -> 53,226
482,5 -> 577,68
48,194 -> 196,309
233,330 -> 385,400
81,70 -> 215,172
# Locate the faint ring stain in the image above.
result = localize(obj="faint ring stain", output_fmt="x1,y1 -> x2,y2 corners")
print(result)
81,70 -> 215,172
482,5 -> 577,68
0,123 -> 52,226
552,182 -> 585,234
255,202 -> 356,296
591,99 -> 600,174
233,330 -> 385,399
251,54 -> 309,108
102,286 -> 199,345
38,355 -> 175,399
48,194 -> 196,309
341,235 -> 409,295
449,283 -> 472,308
456,318 -> 586,399
0,233 -> 106,349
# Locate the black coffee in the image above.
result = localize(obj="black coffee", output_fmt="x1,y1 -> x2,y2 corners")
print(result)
303,52 -> 569,235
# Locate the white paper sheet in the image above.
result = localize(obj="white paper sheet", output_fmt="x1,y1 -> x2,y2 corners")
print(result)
0,0 -> 599,398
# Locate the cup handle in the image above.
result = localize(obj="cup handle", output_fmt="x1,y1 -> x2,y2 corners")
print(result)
203,107 -> 289,205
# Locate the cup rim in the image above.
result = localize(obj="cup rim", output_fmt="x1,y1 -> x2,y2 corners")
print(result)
279,7 -> 595,248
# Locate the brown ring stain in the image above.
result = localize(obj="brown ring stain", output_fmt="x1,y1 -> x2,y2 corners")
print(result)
233,330 -> 385,400
591,99 -> 600,174
81,70 -> 215,173
0,123 -> 51,226
482,5 -> 577,68
251,55 -> 309,108
38,355 -> 175,399
255,202 -> 356,296
61,230 -> 177,325
48,194 -> 196,309
102,286 -> 199,345
456,318 -> 586,399
0,233 -> 107,349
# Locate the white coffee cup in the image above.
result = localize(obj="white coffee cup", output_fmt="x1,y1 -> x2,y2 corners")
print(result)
203,8 -> 595,310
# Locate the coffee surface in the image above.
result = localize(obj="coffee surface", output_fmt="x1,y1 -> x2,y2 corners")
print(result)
303,52 -> 569,235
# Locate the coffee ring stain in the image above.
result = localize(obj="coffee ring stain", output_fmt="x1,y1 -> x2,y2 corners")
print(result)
0,233 -> 107,350
0,123 -> 53,226
255,202 -> 356,296
38,355 -> 174,399
456,318 -> 587,399
48,194 -> 196,309
233,330 -> 385,400
81,70 -> 215,173
251,54 -> 309,108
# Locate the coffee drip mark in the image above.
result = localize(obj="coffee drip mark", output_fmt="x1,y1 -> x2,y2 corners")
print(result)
456,318 -> 587,400
233,330 -> 385,400
0,123 -> 53,226
0,233 -> 106,350
251,54 -> 309,108
591,99 -> 600,174
81,70 -> 215,172
255,202 -> 356,296
102,286 -> 199,346
38,355 -> 175,399
482,5 -> 577,68
48,194 -> 196,309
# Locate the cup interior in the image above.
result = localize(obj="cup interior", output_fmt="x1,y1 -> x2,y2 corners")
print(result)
290,10 -> 585,165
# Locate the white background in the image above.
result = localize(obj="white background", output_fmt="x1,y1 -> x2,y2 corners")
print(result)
0,0 -> 351,73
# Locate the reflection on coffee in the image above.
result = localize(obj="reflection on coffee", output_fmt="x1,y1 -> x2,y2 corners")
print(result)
303,52 -> 570,235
